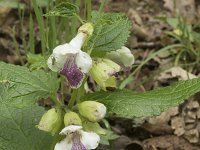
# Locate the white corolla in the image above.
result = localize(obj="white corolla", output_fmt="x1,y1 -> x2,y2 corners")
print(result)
47,32 -> 92,88
54,125 -> 100,150
106,46 -> 134,67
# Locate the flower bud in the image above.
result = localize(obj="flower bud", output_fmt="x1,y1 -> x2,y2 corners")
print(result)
78,101 -> 107,122
64,111 -> 82,126
36,108 -> 62,136
90,59 -> 120,90
78,22 -> 94,36
106,46 -> 134,67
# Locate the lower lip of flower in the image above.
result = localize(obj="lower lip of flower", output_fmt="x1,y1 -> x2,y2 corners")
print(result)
71,133 -> 87,150
60,54 -> 84,88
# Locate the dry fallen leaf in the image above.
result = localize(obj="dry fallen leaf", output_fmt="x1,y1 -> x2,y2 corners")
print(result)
163,0 -> 196,23
158,66 -> 197,81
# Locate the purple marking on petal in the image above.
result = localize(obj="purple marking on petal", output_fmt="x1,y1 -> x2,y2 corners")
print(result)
60,55 -> 84,88
71,133 -> 87,150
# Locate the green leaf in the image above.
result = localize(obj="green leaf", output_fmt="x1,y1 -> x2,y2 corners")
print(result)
45,2 -> 79,17
82,78 -> 200,118
0,62 -> 59,107
0,83 -> 53,150
27,53 -> 48,70
87,11 -> 131,57
100,130 -> 119,145
86,11 -> 131,57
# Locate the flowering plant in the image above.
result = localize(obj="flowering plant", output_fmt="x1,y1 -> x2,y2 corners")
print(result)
0,1 -> 200,150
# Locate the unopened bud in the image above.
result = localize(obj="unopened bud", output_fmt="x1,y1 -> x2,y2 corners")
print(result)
106,46 -> 134,67
36,108 -> 62,136
90,59 -> 120,90
78,22 -> 94,36
78,101 -> 107,122
64,111 -> 82,126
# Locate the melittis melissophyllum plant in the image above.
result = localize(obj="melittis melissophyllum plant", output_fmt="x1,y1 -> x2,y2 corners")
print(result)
37,17 -> 134,149
1,1 -> 200,150
32,0 -> 134,150
33,1 -> 135,148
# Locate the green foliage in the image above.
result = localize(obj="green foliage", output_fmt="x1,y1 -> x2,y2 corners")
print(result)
32,0 -> 46,54
0,84 -> 53,150
82,77 -> 200,118
0,62 -> 58,149
100,130 -> 119,145
87,11 -> 131,57
45,2 -> 79,17
158,16 -> 200,65
0,62 -> 59,107
27,53 -> 48,70
0,0 -> 48,9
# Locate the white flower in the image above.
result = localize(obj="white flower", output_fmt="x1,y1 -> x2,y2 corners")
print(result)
106,46 -> 134,67
54,125 -> 100,150
47,32 -> 92,88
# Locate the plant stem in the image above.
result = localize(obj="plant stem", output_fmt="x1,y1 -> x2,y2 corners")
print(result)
87,0 -> 91,21
68,78 -> 88,108
98,0 -> 107,13
73,13 -> 84,24
50,132 -> 59,150
33,0 -> 46,54
68,89 -> 78,109
29,14 -> 35,53
50,94 -> 63,107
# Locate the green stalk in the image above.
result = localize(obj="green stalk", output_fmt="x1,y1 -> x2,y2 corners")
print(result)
87,0 -> 91,21
60,76 -> 65,102
98,0 -> 107,13
84,0 -> 87,20
50,94 -> 64,107
68,89 -> 78,109
50,132 -> 59,150
29,14 -> 35,53
73,13 -> 84,24
33,0 -> 46,54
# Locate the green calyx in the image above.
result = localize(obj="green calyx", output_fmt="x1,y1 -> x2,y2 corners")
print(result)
82,118 -> 106,135
90,59 -> 120,90
78,101 -> 107,122
36,108 -> 63,136
78,22 -> 94,36
64,111 -> 82,126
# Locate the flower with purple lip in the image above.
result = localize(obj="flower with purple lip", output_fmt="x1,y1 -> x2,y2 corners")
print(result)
54,125 -> 100,150
47,23 -> 93,88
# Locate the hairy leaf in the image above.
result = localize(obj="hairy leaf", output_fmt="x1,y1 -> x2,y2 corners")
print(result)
82,78 -> 200,118
45,2 -> 79,17
0,62 -> 59,107
0,62 -> 58,149
87,11 -> 131,57
0,84 -> 53,150
27,53 -> 48,70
